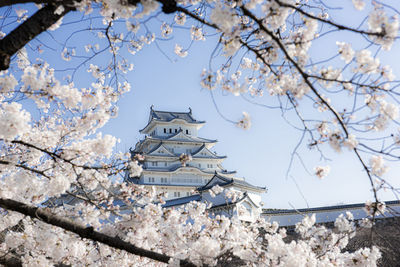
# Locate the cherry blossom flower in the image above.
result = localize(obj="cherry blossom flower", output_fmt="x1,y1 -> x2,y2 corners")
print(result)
314,165 -> 330,179
237,112 -> 251,130
370,155 -> 388,176
352,0 -> 365,11
174,44 -> 188,57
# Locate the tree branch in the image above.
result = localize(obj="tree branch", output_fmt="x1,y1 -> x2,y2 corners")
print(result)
0,0 -> 51,8
0,198 -> 198,267
0,2 -> 73,70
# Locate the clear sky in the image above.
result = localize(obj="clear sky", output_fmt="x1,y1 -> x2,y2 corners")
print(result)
12,1 -> 400,209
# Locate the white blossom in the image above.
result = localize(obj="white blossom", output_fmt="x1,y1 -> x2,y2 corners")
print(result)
174,12 -> 186,25
336,41 -> 354,64
210,4 -> 239,33
368,8 -> 399,50
161,22 -> 173,38
174,44 -> 188,57
237,112 -> 251,130
352,0 -> 365,11
190,26 -> 205,41
364,200 -> 386,216
314,165 -> 330,179
209,185 -> 224,197
343,134 -> 358,150
0,102 -> 31,140
354,50 -> 380,74
370,155 -> 388,176
128,160 -> 143,177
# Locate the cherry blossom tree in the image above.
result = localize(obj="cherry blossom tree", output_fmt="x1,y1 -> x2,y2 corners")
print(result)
0,0 -> 398,265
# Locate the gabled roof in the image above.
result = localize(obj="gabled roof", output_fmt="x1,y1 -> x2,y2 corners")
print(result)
162,191 -> 261,210
133,134 -> 217,154
208,192 -> 261,209
162,194 -> 202,208
198,173 -> 266,193
192,144 -> 226,159
147,142 -> 175,156
166,129 -> 217,143
150,107 -> 203,124
137,130 -> 217,146
140,107 -> 205,133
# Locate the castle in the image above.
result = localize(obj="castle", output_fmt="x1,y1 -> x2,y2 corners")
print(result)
126,107 -> 266,221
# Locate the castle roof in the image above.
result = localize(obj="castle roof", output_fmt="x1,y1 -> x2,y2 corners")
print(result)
140,107 -> 205,133
149,107 -> 203,123
162,191 -> 260,210
162,194 -> 202,208
134,131 -> 217,153
262,200 -> 400,215
142,165 -> 236,175
163,129 -> 216,143
208,192 -> 262,209
146,142 -> 175,156
198,173 -> 266,193
191,144 -> 226,159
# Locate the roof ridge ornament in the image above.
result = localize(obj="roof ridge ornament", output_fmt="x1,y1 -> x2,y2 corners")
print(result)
188,107 -> 192,114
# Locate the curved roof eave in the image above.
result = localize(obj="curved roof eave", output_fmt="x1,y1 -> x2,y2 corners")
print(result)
191,144 -> 226,159
198,173 -> 265,192
142,165 -> 216,175
141,132 -> 217,144
139,118 -> 206,133
146,143 -> 175,156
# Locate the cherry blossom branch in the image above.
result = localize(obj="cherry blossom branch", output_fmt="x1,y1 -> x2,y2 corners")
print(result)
0,2 -> 73,70
0,198 -> 198,267
274,0 -> 383,37
240,6 -> 381,202
0,159 -> 51,179
240,6 -> 349,137
0,0 -> 55,7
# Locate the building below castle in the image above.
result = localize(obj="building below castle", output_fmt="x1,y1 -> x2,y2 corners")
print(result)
262,200 -> 400,226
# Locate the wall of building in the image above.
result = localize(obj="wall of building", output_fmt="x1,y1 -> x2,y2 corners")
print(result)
263,203 -> 400,227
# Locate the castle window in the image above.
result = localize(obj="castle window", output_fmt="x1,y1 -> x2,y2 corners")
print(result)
169,129 -> 172,133
186,192 -> 190,196
164,162 -> 168,167
164,128 -> 166,133
186,130 -> 189,134
148,177 -> 155,183
151,162 -> 158,167
175,129 -> 177,133
174,192 -> 181,197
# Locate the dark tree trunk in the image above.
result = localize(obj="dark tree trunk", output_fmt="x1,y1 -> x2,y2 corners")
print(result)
0,3 -> 71,70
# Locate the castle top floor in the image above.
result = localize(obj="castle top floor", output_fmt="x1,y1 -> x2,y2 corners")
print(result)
140,106 -> 206,137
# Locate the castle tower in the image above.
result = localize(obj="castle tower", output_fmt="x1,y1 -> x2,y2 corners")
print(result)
127,107 -> 238,200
